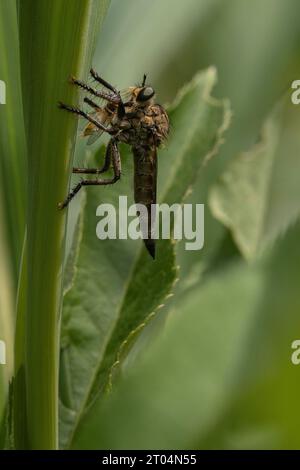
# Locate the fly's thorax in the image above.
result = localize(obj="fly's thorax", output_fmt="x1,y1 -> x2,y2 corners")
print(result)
115,102 -> 169,147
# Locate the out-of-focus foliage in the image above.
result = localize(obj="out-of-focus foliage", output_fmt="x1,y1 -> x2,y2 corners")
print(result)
72,218 -> 300,450
92,0 -> 300,295
1,0 -> 300,451
210,95 -> 300,259
60,68 -> 229,449
70,0 -> 300,449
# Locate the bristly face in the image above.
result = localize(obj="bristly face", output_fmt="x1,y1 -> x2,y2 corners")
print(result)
127,86 -> 156,106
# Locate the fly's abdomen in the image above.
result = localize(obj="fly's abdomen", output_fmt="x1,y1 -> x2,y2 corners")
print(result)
133,145 -> 157,258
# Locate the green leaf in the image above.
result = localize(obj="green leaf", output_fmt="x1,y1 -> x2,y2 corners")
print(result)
0,0 -> 26,286
72,195 -> 300,451
159,68 -> 231,204
59,67 -> 230,448
59,150 -> 178,449
209,94 -> 300,260
71,261 -> 264,449
0,200 -> 15,447
197,219 -> 300,450
14,0 -> 110,450
0,0 -> 23,447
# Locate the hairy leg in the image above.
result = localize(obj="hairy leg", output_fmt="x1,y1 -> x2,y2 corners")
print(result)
58,139 -> 121,209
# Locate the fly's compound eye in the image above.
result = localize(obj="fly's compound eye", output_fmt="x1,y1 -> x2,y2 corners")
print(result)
137,86 -> 155,102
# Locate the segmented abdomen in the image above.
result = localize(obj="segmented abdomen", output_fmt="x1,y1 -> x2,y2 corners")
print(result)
133,145 -> 157,258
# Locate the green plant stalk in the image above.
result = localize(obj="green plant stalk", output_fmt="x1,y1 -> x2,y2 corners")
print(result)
0,0 -> 26,287
0,198 -> 15,432
14,0 -> 110,450
0,0 -> 25,448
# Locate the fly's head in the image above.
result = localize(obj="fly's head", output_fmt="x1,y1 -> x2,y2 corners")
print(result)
127,86 -> 156,110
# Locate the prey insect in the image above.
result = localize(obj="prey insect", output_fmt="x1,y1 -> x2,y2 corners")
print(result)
58,69 -> 169,259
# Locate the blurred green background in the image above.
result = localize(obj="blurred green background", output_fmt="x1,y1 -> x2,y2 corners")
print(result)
1,0 -> 300,449
85,0 -> 300,449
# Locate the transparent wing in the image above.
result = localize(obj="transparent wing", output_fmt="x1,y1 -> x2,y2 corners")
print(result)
82,108 -> 109,145
120,87 -> 132,100
86,129 -> 104,145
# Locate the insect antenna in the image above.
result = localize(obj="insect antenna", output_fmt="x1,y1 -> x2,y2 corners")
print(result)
142,74 -> 147,87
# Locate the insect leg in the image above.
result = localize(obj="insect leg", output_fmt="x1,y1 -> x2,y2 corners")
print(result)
70,76 -> 120,104
89,69 -> 125,118
89,69 -> 118,94
84,95 -> 125,122
58,101 -> 115,135
58,139 -> 121,210
73,140 -> 112,174
83,96 -> 101,110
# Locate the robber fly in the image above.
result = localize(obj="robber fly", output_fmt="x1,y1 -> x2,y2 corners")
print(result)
58,69 -> 169,259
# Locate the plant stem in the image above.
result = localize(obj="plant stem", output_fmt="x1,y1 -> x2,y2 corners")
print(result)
14,0 -> 110,450
0,0 -> 26,288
